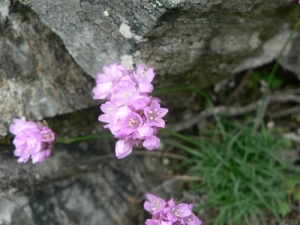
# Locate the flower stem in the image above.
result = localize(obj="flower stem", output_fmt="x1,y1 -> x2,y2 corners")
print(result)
55,133 -> 113,144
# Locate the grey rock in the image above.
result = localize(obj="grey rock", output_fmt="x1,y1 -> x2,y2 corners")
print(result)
29,0 -> 164,77
0,195 -> 34,225
25,0 -> 299,80
280,33 -> 300,80
1,0 -> 300,137
1,2 -> 300,224
0,0 -> 95,137
0,138 -> 179,225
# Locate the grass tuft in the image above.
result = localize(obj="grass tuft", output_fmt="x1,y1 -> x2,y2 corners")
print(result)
163,116 -> 300,225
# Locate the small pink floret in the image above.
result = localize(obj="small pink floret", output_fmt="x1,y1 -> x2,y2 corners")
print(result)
144,193 -> 166,215
115,139 -> 133,159
143,135 -> 160,150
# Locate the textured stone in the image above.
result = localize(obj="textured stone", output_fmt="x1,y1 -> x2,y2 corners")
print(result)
0,138 -> 178,225
25,0 -> 298,81
1,1 -> 300,224
280,33 -> 300,80
0,195 -> 33,225
1,0 -> 300,136
0,0 -> 95,137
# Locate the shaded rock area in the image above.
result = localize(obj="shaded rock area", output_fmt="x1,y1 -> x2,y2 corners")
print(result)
0,108 -> 180,225
280,32 -> 300,80
0,137 -> 180,225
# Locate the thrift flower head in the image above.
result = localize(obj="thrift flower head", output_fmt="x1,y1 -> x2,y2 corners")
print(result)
144,194 -> 202,225
9,118 -> 55,164
93,63 -> 168,159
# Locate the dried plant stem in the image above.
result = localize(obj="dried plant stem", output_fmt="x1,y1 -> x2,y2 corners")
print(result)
152,173 -> 203,181
169,90 -> 300,132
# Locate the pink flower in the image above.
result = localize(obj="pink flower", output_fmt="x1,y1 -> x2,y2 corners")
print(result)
131,95 -> 150,110
133,64 -> 155,93
98,101 -> 119,126
146,219 -> 173,225
184,213 -> 202,225
9,118 -> 55,164
111,80 -> 140,106
143,194 -> 202,225
93,63 -> 168,159
143,135 -> 160,150
145,219 -> 161,225
167,199 -> 191,222
115,139 -> 133,159
93,63 -> 129,100
31,148 -> 52,164
144,193 -> 167,215
9,119 -> 37,135
182,204 -> 202,225
122,112 -> 143,135
144,100 -> 169,128
137,123 -> 154,138
40,127 -> 55,142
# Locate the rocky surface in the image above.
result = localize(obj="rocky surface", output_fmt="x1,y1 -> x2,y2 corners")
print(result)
0,138 -> 180,225
280,32 -> 300,80
0,0 -> 95,137
1,1 -> 300,224
1,0 -> 300,137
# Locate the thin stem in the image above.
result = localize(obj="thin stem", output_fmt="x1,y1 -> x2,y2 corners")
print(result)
55,133 -> 113,144
268,19 -> 300,85
252,19 -> 300,133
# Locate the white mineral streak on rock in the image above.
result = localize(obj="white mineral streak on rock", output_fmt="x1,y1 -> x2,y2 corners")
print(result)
249,31 -> 261,49
167,0 -> 186,7
119,23 -> 133,39
7,80 -> 25,119
133,34 -> 143,42
0,0 -> 10,18
120,55 -> 134,71
104,10 -> 109,17
234,30 -> 292,73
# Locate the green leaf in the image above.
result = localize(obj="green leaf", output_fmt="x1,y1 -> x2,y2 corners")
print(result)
293,190 -> 300,201
277,201 -> 291,216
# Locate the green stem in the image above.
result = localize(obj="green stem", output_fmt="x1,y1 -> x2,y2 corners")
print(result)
55,87 -> 212,144
267,19 -> 300,85
55,133 -> 113,144
253,19 -> 300,133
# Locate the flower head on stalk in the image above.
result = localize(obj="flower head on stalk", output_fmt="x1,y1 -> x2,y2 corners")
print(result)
9,118 -> 55,164
93,63 -> 168,159
143,194 -> 202,225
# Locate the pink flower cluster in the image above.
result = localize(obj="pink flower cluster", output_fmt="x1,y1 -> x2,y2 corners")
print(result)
93,63 -> 168,159
9,118 -> 55,164
144,194 -> 202,225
